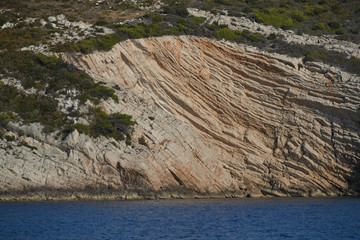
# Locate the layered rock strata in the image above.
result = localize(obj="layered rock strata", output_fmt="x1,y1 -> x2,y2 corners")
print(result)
1,36 -> 359,200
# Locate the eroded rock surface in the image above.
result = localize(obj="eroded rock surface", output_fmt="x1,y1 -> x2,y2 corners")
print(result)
1,36 -> 359,200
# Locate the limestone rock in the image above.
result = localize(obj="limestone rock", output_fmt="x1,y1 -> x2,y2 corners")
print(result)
1,36 -> 359,200
48,16 -> 56,22
1,22 -> 15,29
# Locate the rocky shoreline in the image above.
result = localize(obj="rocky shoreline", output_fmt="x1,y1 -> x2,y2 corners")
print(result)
1,186 -> 355,201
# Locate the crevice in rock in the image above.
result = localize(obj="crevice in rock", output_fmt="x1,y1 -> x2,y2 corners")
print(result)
330,113 -> 339,162
168,169 -> 184,186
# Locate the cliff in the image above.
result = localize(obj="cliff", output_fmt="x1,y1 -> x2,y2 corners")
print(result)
1,35 -> 359,200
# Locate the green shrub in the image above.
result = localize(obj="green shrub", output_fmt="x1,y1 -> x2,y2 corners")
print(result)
109,112 -> 136,130
117,24 -> 148,39
254,8 -> 304,29
291,13 -> 305,22
111,94 -> 119,103
0,113 -> 12,127
78,38 -> 96,53
5,135 -> 15,142
88,85 -> 115,100
350,28 -> 359,34
96,34 -> 121,51
95,19 -> 109,26
0,15 -> 8,26
345,57 -> 360,75
163,4 -> 189,17
328,21 -> 341,29
58,34 -> 120,53
147,23 -> 162,36
87,108 -> 136,141
189,16 -> 206,25
0,84 -> 19,111
17,141 -> 37,150
305,6 -> 328,16
335,28 -> 344,35
267,33 -> 282,40
37,53 -> 59,67
175,7 -> 189,17
214,0 -> 237,5
14,93 -> 62,127
113,84 -> 121,90
138,136 -> 148,147
80,84 -> 118,104
304,49 -> 328,62
73,123 -> 90,134
216,28 -> 238,40
312,22 -> 326,30
247,32 -> 265,42
0,27 -> 49,50
152,14 -> 164,23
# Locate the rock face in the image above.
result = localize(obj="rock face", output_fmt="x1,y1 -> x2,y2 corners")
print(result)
1,36 -> 360,200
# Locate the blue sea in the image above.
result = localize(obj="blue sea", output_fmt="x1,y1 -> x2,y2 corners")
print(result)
0,197 -> 359,239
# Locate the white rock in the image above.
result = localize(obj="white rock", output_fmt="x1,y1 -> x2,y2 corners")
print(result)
40,19 -> 47,26
48,16 -> 56,22
56,14 -> 66,21
1,22 -> 15,29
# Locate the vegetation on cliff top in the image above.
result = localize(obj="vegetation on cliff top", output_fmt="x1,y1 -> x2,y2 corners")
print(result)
1,0 -> 359,51
3,0 -> 357,39
193,0 -> 360,42
1,0 -> 359,75
52,10 -> 360,75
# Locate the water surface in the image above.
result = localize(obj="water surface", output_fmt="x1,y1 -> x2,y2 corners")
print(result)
1,197 -> 359,239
